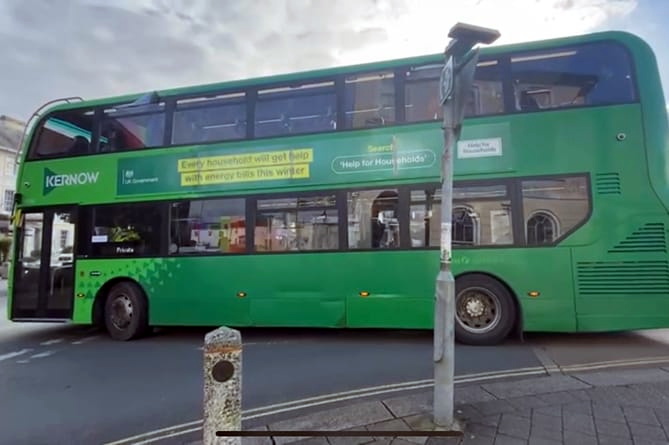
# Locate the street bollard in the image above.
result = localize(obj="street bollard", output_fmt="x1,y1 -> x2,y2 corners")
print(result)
203,327 -> 242,445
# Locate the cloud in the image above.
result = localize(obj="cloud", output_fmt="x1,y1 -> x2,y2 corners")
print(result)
0,0 -> 643,121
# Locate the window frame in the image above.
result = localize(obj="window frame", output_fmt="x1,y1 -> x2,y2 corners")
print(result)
65,172 -> 591,260
254,192 -> 341,253
27,109 -> 97,160
519,174 -> 593,246
507,40 -> 639,115
406,172 -> 592,249
253,78 -> 338,139
97,102 -> 168,153
168,197 -> 248,256
345,186 -> 406,251
341,68 -> 400,130
408,178 -> 518,249
82,201 -> 169,259
170,91 -> 248,146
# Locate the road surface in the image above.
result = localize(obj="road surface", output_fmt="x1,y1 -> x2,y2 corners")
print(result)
2,280 -> 669,444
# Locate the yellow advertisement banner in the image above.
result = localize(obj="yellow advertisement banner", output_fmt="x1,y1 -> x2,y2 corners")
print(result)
181,164 -> 311,186
178,148 -> 313,173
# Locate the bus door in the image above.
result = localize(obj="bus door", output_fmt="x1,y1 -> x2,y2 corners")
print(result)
11,207 -> 77,320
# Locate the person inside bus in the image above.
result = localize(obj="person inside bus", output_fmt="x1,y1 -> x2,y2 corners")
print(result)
371,213 -> 386,248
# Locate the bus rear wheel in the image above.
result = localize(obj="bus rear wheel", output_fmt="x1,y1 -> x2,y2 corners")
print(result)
104,281 -> 149,341
454,274 -> 516,346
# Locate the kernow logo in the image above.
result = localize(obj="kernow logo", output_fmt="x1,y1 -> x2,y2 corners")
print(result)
43,168 -> 100,195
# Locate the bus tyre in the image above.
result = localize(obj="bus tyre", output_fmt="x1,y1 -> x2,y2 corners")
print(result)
104,281 -> 149,341
454,274 -> 516,346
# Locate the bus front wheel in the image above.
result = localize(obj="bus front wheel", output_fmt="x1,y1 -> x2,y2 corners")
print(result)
104,281 -> 149,341
454,274 -> 516,346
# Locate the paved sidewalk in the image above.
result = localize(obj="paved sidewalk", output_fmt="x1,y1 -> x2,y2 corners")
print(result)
195,366 -> 669,445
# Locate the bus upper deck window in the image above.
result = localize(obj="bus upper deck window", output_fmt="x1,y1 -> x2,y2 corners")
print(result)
510,42 -> 637,112
344,71 -> 395,129
99,103 -> 166,152
29,110 -> 94,159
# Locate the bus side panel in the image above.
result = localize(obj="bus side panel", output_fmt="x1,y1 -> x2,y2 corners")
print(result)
239,253 -> 346,327
74,254 -> 349,328
572,212 -> 669,331
455,248 -> 577,333
343,251 -> 438,329
73,258 -> 253,326
73,248 -> 578,332
73,252 -> 441,329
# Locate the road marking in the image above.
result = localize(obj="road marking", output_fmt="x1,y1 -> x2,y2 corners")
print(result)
561,355 -> 669,372
133,427 -> 202,445
124,373 -> 553,445
72,335 -> 100,345
103,366 -> 547,445
29,350 -> 55,359
0,348 -> 32,362
531,347 -> 560,374
40,338 -> 64,346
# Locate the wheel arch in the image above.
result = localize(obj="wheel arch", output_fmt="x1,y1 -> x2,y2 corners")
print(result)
92,277 -> 150,328
454,270 -> 524,341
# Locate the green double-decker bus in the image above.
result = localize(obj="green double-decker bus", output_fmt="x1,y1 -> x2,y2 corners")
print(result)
6,29 -> 669,345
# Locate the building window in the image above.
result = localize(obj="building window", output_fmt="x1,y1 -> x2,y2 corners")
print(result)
4,158 -> 14,177
60,230 -> 68,249
453,184 -> 512,246
3,190 -> 14,212
452,206 -> 479,246
526,211 -> 559,245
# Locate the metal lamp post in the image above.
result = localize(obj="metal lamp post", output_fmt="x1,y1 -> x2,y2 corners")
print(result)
433,22 -> 500,429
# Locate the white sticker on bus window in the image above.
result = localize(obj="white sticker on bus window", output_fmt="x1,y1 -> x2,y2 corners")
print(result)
457,137 -> 502,158
92,235 -> 108,243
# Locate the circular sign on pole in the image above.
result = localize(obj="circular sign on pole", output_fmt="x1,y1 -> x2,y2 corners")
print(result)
440,56 -> 454,105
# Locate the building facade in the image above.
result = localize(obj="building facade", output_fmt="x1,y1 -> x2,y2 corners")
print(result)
0,115 -> 24,227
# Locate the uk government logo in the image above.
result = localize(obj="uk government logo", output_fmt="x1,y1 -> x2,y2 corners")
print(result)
43,168 -> 100,195
120,168 -> 159,186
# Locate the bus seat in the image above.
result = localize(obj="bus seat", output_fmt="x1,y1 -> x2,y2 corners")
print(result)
519,92 -> 540,111
69,136 -> 90,155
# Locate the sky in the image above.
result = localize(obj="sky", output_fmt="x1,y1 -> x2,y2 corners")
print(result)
0,0 -> 667,122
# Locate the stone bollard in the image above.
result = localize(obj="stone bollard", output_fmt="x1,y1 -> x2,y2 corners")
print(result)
203,327 -> 242,445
